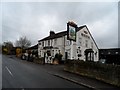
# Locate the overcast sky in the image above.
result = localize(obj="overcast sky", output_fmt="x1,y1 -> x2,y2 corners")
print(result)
1,1 -> 118,48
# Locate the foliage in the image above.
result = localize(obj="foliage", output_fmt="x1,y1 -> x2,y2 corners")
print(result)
3,41 -> 14,49
2,41 -> 14,54
55,53 -> 63,61
64,60 -> 120,87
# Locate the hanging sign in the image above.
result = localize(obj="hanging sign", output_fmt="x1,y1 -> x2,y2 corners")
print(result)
67,21 -> 77,41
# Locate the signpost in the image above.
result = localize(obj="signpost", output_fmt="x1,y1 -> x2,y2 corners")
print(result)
67,21 -> 77,59
67,21 -> 77,41
67,21 -> 78,71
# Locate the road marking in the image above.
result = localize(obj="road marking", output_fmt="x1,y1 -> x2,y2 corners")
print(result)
5,66 -> 13,77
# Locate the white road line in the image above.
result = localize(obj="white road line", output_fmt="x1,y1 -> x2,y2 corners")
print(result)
5,66 -> 13,77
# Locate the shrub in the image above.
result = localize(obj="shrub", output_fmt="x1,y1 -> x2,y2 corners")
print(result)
64,60 -> 120,87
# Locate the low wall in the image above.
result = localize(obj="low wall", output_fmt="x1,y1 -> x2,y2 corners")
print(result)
33,57 -> 45,64
64,60 -> 120,87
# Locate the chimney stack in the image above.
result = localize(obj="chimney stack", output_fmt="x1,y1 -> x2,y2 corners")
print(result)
50,31 -> 55,36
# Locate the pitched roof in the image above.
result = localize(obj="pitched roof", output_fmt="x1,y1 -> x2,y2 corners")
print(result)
85,26 -> 99,49
77,25 -> 86,31
38,25 -> 86,42
38,31 -> 67,41
28,44 -> 38,50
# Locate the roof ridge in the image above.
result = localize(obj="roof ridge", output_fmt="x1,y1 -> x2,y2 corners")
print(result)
38,25 -> 86,42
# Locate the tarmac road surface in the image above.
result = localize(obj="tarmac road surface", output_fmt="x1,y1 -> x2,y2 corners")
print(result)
2,55 -> 90,89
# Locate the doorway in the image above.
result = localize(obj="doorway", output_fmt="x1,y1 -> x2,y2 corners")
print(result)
84,49 -> 94,61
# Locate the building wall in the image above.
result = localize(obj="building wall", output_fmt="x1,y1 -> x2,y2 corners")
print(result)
38,26 -> 99,62
76,27 -> 99,61
38,37 -> 65,58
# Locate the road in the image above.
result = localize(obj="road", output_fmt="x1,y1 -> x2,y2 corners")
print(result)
2,55 -> 90,89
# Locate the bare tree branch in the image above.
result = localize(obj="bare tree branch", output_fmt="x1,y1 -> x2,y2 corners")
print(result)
15,36 -> 31,49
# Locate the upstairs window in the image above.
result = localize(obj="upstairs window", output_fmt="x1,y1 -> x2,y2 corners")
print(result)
85,40 -> 88,47
51,39 -> 53,46
79,38 -> 82,46
66,40 -> 70,46
91,42 -> 93,48
39,42 -> 41,45
42,41 -> 44,47
48,40 -> 50,46
54,38 -> 57,45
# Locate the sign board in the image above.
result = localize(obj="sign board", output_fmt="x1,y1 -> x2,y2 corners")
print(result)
67,21 -> 77,41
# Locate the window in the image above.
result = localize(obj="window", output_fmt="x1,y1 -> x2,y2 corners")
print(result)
66,40 -> 70,46
54,38 -> 57,45
39,42 -> 41,45
40,51 -> 41,57
52,50 -> 54,56
79,38 -> 82,45
51,39 -> 53,46
91,42 -> 93,48
47,50 -> 51,56
48,40 -> 50,46
81,33 -> 83,36
85,40 -> 88,47
42,41 -> 44,47
81,33 -> 90,39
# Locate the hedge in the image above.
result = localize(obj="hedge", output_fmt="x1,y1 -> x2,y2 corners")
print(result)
64,60 -> 120,87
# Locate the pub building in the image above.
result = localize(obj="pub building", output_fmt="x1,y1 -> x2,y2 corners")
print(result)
38,21 -> 99,64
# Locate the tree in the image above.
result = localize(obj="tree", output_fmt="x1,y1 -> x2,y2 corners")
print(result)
2,41 -> 14,54
15,36 -> 31,49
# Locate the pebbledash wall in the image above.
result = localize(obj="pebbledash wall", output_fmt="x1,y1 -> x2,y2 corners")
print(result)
38,25 -> 99,63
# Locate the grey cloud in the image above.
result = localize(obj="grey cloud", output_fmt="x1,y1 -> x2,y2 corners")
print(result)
2,2 -> 118,48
